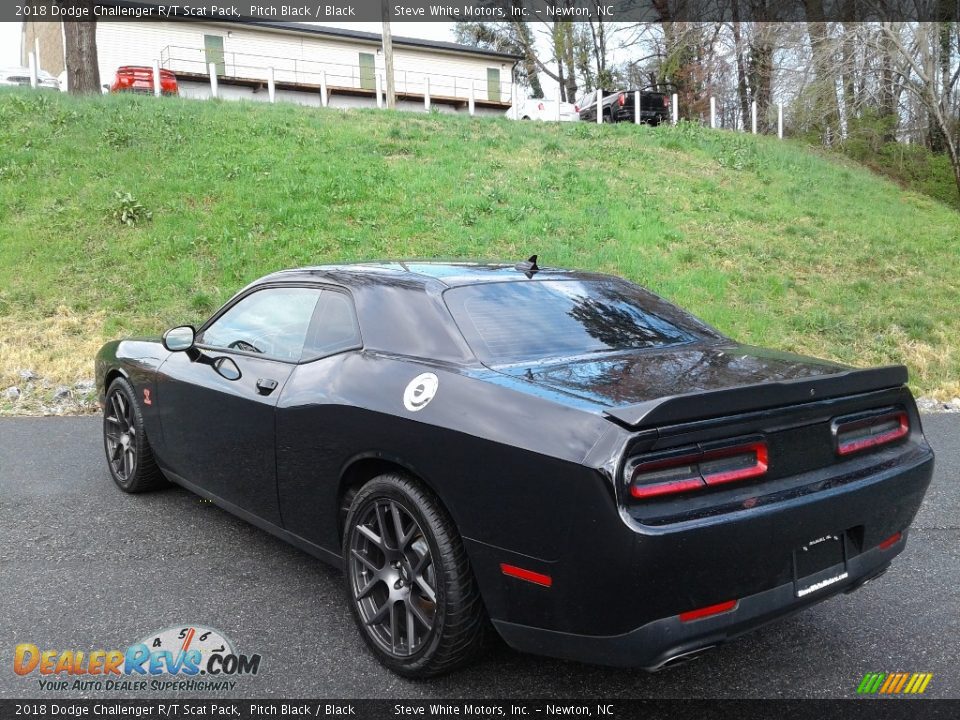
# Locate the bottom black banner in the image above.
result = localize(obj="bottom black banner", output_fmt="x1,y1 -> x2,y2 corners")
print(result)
2,700 -> 959,720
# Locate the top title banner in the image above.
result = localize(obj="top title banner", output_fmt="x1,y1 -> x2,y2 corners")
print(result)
8,0 -> 959,23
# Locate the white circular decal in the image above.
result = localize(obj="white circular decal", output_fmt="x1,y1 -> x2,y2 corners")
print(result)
403,373 -> 439,412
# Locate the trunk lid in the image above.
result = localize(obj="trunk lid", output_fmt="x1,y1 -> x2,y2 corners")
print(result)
492,343 -> 907,427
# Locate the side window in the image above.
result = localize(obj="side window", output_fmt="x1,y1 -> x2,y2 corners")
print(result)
199,287 -> 322,362
301,290 -> 362,362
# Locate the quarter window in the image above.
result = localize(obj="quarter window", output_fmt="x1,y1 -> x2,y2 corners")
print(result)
302,290 -> 362,361
199,287 -> 323,362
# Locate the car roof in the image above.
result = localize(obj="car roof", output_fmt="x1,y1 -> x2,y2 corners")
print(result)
259,261 -> 610,290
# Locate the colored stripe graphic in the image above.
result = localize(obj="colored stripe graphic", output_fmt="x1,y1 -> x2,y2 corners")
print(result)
857,672 -> 932,694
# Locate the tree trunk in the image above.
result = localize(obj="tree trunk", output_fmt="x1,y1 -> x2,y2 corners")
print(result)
840,21 -> 858,124
731,15 -> 750,130
60,3 -> 100,94
804,3 -> 841,143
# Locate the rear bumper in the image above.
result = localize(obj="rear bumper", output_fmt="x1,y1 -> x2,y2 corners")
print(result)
470,443 -> 933,666
612,107 -> 668,123
493,537 -> 901,669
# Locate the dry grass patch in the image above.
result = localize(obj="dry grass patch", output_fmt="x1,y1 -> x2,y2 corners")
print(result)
0,307 -> 104,387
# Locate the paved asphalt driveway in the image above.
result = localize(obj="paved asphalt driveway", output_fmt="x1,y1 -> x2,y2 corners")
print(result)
1,414 -> 957,699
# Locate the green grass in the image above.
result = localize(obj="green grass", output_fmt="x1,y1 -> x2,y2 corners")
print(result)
841,137 -> 960,213
1,89 -> 959,402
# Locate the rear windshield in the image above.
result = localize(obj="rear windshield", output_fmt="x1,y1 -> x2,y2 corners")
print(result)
444,279 -> 718,365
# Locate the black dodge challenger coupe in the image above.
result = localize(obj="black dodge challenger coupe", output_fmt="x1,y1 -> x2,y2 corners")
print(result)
96,260 -> 934,677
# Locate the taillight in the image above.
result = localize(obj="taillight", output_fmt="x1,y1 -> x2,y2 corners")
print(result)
878,531 -> 902,550
537,102 -> 544,111
629,441 -> 768,499
617,93 -> 625,106
678,599 -> 737,622
833,410 -> 909,456
663,95 -> 670,106
574,104 -> 579,112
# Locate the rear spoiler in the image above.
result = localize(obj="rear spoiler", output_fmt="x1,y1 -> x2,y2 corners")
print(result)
603,365 -> 909,429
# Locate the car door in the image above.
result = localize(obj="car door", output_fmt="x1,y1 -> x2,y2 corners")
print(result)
156,285 -> 324,526
274,287 -> 365,551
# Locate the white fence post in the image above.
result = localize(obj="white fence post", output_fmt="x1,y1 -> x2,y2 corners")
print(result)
375,73 -> 383,109
267,67 -> 275,103
634,90 -> 640,124
468,81 -> 475,116
710,96 -> 716,129
208,62 -> 218,98
424,77 -> 430,111
152,60 -> 162,97
28,52 -> 37,89
751,100 -> 757,134
320,70 -> 327,107
34,37 -> 41,74
556,94 -> 561,122
778,102 -> 783,139
596,88 -> 603,124
672,93 -> 679,124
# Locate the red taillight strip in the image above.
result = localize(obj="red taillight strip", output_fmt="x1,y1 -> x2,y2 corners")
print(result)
878,531 -> 902,550
630,476 -> 703,499
630,441 -> 767,499
835,411 -> 909,456
500,563 -> 552,588
701,442 -> 769,486
678,599 -> 738,622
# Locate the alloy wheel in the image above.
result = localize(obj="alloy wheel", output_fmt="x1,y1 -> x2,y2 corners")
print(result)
348,499 -> 437,657
104,389 -> 137,483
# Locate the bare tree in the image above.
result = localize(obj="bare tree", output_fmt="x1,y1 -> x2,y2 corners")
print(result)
880,22 -> 960,199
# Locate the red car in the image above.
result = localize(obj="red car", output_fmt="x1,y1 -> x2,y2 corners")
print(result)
110,66 -> 178,96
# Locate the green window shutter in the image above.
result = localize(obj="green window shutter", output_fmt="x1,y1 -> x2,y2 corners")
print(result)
359,52 -> 376,91
487,68 -> 501,102
203,35 -> 225,76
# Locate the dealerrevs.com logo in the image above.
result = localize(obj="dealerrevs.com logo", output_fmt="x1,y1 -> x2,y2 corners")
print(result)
14,624 -> 262,692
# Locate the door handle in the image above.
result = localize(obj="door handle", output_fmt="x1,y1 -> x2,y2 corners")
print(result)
256,378 -> 278,395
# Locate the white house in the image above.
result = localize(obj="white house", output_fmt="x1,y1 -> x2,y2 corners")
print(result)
22,19 -> 520,115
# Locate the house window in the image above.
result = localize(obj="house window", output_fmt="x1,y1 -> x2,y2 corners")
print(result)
204,35 -> 225,76
359,52 -> 376,91
487,68 -> 501,102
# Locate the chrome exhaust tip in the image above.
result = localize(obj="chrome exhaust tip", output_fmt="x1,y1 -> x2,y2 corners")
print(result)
650,645 -> 716,671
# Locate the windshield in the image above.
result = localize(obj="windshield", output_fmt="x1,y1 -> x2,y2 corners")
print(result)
444,279 -> 719,366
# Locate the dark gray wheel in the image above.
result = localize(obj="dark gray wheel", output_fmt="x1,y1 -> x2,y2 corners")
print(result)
343,473 -> 486,677
103,377 -> 166,493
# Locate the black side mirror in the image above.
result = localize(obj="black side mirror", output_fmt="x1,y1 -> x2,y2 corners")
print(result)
212,356 -> 241,381
163,326 -> 195,352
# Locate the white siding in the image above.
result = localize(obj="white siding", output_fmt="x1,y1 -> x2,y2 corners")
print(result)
94,21 -> 513,109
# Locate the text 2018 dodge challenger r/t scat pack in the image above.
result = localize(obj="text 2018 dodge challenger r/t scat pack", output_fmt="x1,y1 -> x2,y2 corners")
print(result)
95,260 -> 934,677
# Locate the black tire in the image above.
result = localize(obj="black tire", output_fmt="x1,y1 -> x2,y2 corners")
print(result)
342,473 -> 486,677
103,377 -> 166,493
602,111 -> 614,124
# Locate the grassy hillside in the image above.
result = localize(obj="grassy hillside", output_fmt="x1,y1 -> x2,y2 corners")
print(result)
1,89 -> 958,412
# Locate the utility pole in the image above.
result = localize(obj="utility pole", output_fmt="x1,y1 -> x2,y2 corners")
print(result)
381,0 -> 396,109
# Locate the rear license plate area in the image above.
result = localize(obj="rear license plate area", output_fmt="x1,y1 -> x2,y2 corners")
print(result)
793,533 -> 849,598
